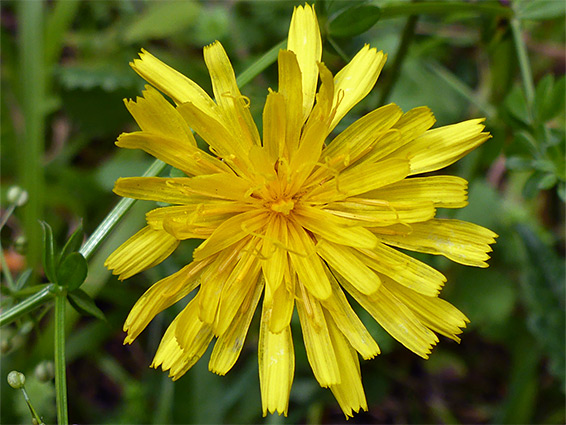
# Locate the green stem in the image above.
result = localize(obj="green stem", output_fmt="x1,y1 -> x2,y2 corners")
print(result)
0,204 -> 16,230
380,1 -> 513,19
21,386 -> 45,425
327,36 -> 350,63
79,40 -> 284,261
426,61 -> 497,118
54,290 -> 69,425
235,39 -> 285,87
18,0 -> 46,272
379,14 -> 419,106
510,18 -> 535,114
0,285 -> 56,327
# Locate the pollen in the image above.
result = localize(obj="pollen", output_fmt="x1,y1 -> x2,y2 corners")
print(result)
270,199 -> 295,215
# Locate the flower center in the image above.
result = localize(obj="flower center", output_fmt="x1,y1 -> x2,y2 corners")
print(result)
270,198 -> 295,215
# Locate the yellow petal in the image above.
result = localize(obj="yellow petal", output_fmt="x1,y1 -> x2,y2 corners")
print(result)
174,293 -> 215,354
326,314 -> 368,418
287,3 -> 322,121
114,174 -> 252,204
322,103 -> 403,169
123,259 -> 212,343
213,240 -> 263,335
395,119 -> 491,175
105,226 -> 178,280
383,276 -> 469,342
146,202 -> 252,240
203,41 -> 261,147
287,221 -> 331,300
197,242 -> 245,325
295,206 -> 378,249
277,50 -> 303,157
375,219 -> 497,267
113,177 -> 193,204
177,101 -> 252,174
124,85 -> 195,145
116,132 -> 229,176
316,240 -> 381,295
392,106 -> 436,142
152,304 -> 214,380
262,91 -> 287,162
259,303 -> 295,416
357,243 -> 446,296
265,273 -> 295,334
287,117 -> 328,194
325,200 -> 436,226
322,270 -> 380,359
193,211 -> 268,260
209,277 -> 263,375
338,275 -> 439,358
296,283 -> 340,387
304,62 -> 335,128
308,158 -> 410,201
131,49 -> 218,118
367,175 -> 469,209
330,45 -> 386,131
261,215 -> 288,298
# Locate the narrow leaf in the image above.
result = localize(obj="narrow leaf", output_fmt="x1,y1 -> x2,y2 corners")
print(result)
67,289 -> 105,321
15,268 -> 33,290
59,221 -> 84,266
40,221 -> 57,283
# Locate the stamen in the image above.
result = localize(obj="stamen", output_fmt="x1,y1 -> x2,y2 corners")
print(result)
270,199 -> 295,215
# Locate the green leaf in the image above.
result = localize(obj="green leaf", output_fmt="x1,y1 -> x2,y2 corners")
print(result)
67,289 -> 105,321
40,221 -> 57,283
56,252 -> 88,291
59,221 -> 84,266
124,1 -> 201,43
506,156 -> 533,171
14,268 -> 33,290
537,172 -> 558,190
328,4 -> 381,38
517,0 -> 566,20
523,171 -> 549,198
534,74 -> 566,124
504,86 -> 530,125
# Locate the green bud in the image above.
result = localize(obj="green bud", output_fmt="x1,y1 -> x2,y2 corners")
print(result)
7,370 -> 25,389
7,186 -> 28,207
15,235 -> 27,254
34,361 -> 55,382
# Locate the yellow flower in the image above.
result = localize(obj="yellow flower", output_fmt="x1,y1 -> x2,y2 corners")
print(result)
105,4 -> 497,418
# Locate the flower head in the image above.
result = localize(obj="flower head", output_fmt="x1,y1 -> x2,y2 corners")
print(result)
105,3 -> 497,417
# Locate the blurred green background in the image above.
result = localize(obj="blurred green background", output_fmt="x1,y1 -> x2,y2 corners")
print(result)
1,0 -> 564,423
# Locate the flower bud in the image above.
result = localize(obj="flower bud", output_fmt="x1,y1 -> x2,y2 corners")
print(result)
7,186 -> 28,207
7,370 -> 25,389
34,361 -> 55,382
14,235 -> 27,255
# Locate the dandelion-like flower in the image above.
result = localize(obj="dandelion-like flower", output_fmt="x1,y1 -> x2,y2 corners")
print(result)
105,4 -> 497,417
